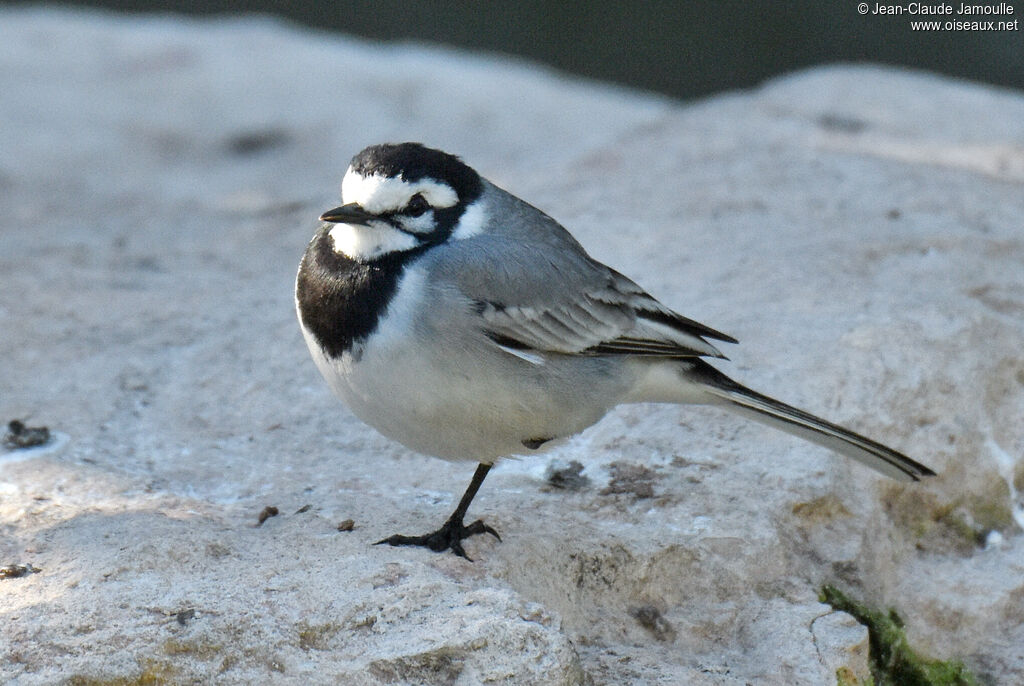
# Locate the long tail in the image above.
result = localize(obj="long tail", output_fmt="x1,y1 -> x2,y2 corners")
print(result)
688,360 -> 936,482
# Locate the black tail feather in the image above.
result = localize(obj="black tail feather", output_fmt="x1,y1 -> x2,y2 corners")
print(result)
689,360 -> 935,482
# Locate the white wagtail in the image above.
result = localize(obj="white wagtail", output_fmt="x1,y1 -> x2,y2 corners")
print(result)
296,143 -> 935,559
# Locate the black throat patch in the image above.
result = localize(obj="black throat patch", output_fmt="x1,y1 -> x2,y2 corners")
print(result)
296,226 -> 429,358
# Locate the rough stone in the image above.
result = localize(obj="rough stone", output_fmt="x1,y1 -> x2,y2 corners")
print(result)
2,8 -> 1023,685
811,611 -> 871,684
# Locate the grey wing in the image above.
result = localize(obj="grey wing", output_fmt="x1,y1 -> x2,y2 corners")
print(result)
428,236 -> 736,360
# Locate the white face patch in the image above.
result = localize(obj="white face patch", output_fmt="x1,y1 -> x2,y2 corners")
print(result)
341,167 -> 458,214
328,222 -> 419,262
394,212 -> 436,235
450,199 -> 487,240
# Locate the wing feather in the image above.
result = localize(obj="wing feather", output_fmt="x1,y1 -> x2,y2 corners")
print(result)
474,272 -> 732,360
423,232 -> 735,362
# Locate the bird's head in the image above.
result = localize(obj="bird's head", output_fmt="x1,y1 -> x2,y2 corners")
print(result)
320,143 -> 485,262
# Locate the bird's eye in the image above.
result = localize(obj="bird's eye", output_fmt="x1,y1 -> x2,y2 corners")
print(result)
406,193 -> 430,217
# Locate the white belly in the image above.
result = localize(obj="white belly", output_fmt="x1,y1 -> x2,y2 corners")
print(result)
303,325 -> 636,462
297,266 -> 650,462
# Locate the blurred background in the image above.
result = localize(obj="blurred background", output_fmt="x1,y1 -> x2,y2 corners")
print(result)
28,0 -> 1024,99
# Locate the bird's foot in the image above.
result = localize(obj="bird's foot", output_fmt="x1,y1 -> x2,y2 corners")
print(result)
375,517 -> 500,560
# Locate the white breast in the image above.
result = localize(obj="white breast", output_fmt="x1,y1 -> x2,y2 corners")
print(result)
298,263 -> 643,463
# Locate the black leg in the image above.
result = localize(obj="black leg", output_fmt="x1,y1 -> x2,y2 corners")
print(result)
376,462 -> 500,560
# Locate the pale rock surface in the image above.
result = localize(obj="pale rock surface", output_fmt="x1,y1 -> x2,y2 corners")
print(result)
811,611 -> 871,684
2,8 -> 1023,685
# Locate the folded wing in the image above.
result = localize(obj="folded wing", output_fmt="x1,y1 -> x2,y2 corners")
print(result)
434,235 -> 735,361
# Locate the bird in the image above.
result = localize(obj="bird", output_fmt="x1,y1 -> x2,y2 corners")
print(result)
295,142 -> 935,559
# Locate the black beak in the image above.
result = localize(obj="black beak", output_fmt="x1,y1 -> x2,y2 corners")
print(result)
319,203 -> 373,225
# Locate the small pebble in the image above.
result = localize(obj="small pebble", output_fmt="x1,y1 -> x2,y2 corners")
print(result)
1,563 -> 41,579
3,420 -> 51,450
629,605 -> 676,642
545,459 -> 590,490
257,506 -> 279,526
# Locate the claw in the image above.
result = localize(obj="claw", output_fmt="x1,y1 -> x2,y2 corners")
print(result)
375,517 -> 501,560
464,519 -> 501,541
374,463 -> 498,559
